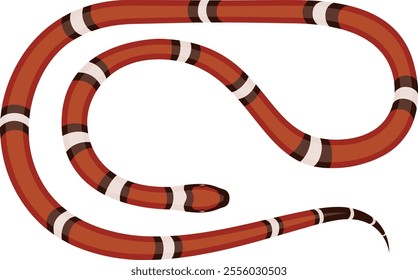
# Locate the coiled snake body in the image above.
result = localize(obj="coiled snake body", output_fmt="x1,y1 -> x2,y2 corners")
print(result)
1,0 -> 416,259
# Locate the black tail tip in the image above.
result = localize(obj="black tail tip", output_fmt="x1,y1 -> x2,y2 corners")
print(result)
383,235 -> 390,251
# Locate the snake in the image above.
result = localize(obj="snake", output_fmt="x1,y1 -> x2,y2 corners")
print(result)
1,0 -> 415,260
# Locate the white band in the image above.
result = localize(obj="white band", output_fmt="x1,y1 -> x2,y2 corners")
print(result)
302,137 -> 322,166
0,113 -> 29,127
370,219 -> 376,226
267,218 -> 281,237
80,62 -> 107,85
170,185 -> 187,211
316,209 -> 325,224
233,78 -> 256,99
198,0 -> 211,23
105,176 -> 128,200
53,211 -> 75,238
70,9 -> 91,36
177,41 -> 192,63
348,208 -> 355,220
63,131 -> 90,151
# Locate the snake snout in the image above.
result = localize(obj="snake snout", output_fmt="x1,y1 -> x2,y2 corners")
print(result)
183,184 -> 229,212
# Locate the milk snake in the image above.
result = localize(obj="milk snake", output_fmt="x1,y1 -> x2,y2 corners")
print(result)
1,0 -> 416,259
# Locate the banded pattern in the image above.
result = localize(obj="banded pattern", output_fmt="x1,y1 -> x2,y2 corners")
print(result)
188,0 -> 221,23
62,7 -> 99,39
47,207 -> 80,242
62,39 -> 266,211
392,76 -> 418,116
0,105 -> 30,136
290,135 -> 333,167
226,72 -> 261,106
303,2 -> 346,28
63,78 -> 229,212
41,206 -> 389,259
153,236 -> 183,259
2,0 -> 414,260
62,48 -> 229,212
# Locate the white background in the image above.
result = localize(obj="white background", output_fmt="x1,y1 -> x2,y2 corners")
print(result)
1,0 -> 417,279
